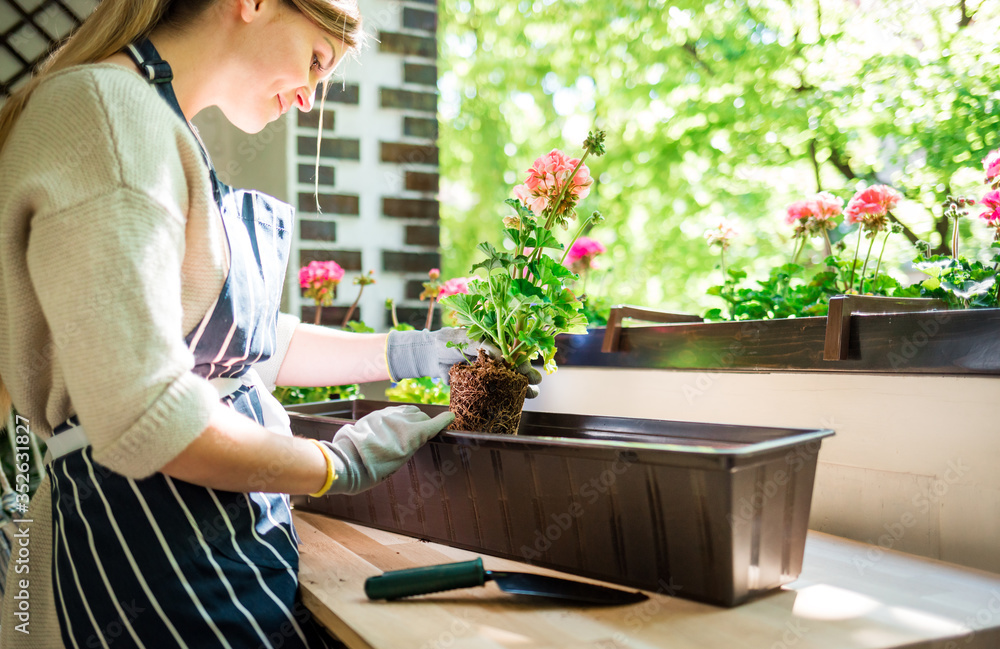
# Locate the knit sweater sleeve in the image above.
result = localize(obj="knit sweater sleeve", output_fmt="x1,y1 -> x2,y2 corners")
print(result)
22,68 -> 219,478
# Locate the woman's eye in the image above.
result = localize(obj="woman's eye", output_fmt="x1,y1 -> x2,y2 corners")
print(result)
311,55 -> 323,71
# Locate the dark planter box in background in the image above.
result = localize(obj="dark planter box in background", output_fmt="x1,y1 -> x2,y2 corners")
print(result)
290,399 -> 833,607
557,305 -> 1000,375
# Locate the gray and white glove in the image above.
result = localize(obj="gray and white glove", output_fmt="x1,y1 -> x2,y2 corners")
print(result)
321,405 -> 454,495
386,327 -> 542,398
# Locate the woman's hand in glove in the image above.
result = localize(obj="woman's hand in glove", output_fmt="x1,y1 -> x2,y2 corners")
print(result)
385,327 -> 542,398
319,405 -> 454,495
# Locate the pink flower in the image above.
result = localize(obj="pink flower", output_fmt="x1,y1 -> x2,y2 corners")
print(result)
785,200 -> 815,225
513,183 -> 548,216
299,260 -> 344,289
704,220 -> 740,250
813,192 -> 844,221
565,236 -> 607,269
438,277 -> 471,299
980,190 -> 1000,225
785,192 -> 843,226
845,184 -> 902,229
513,149 -> 593,219
984,150 -> 1000,184
428,268 -> 440,279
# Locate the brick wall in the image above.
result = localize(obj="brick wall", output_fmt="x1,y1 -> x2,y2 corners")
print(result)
291,0 -> 441,331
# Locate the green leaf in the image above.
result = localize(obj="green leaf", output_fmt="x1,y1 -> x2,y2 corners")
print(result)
775,263 -> 804,276
914,259 -> 955,278
532,227 -> 564,251
342,320 -> 376,333
942,276 -> 996,300
470,242 -> 515,275
504,197 -> 535,221
542,347 -> 558,374
562,311 -> 590,335
511,278 -> 545,299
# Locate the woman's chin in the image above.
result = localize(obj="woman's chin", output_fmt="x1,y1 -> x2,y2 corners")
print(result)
224,110 -> 272,135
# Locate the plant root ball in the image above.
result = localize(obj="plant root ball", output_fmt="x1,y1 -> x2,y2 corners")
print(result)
448,350 -> 529,435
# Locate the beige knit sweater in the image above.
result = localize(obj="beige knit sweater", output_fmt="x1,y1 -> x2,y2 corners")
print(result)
0,64 -> 300,647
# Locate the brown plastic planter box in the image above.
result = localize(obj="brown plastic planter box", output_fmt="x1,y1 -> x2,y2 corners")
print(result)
289,399 -> 834,606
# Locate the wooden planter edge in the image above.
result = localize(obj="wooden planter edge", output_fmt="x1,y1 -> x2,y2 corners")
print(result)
554,305 -> 1000,376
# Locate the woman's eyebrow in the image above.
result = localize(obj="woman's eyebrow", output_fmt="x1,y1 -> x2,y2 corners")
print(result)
323,36 -> 338,69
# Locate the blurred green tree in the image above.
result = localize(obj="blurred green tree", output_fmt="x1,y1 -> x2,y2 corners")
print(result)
438,0 -> 999,313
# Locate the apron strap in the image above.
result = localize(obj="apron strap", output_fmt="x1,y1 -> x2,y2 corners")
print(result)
122,36 -> 224,202
124,39 -> 188,125
45,378 -> 248,463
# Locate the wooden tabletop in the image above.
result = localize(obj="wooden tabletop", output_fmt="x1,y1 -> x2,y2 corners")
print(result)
293,510 -> 1000,649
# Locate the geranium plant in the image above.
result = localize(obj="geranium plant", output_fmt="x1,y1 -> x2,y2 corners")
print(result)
844,184 -> 902,294
440,131 -> 606,375
706,147 -> 1000,321
785,191 -> 842,262
299,260 -> 344,325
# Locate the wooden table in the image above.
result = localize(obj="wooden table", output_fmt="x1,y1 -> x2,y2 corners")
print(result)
294,510 -> 1000,649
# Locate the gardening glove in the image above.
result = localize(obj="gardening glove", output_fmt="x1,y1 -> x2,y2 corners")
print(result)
386,327 -> 543,398
320,405 -> 455,495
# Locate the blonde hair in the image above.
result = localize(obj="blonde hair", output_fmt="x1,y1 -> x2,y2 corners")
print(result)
0,0 -> 363,422
0,0 -> 363,150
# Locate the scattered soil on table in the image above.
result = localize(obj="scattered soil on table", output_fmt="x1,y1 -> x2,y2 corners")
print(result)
448,350 -> 528,435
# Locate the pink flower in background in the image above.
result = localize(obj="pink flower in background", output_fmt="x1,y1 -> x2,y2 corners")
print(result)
565,236 -> 607,270
980,190 -> 1000,225
704,219 -> 740,250
299,260 -> 345,289
784,191 -> 843,249
438,277 -> 471,298
845,185 -> 902,230
812,192 -> 844,222
785,200 -> 814,224
785,192 -> 843,226
984,149 -> 1000,184
512,149 -> 593,218
299,260 -> 345,321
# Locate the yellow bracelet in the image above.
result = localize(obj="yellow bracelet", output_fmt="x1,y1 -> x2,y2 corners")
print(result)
307,439 -> 336,498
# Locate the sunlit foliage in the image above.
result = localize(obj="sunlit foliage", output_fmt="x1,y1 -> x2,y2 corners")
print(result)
438,0 -> 999,313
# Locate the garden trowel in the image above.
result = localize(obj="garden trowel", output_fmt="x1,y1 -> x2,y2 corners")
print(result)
364,557 -> 648,606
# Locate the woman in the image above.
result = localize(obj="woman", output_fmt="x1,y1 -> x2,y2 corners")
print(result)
0,0 -> 533,646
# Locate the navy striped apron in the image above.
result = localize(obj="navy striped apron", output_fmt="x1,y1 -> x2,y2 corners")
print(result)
47,39 -> 334,649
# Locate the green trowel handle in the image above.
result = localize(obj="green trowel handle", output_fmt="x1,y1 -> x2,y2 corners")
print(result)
364,558 -> 487,600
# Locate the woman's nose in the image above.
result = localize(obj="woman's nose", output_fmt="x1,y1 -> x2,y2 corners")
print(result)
295,86 -> 316,112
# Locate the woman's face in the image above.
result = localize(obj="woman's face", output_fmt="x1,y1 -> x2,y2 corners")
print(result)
224,0 -> 346,133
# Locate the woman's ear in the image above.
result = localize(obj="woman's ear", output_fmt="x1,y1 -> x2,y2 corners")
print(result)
237,0 -> 268,24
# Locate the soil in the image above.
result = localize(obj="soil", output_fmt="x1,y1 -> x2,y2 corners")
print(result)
448,350 -> 529,435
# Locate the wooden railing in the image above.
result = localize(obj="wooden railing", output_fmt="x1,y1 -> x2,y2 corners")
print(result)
558,300 -> 1000,375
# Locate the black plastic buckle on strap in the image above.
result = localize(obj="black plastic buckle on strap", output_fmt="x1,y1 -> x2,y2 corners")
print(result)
53,414 -> 81,435
143,60 -> 174,84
